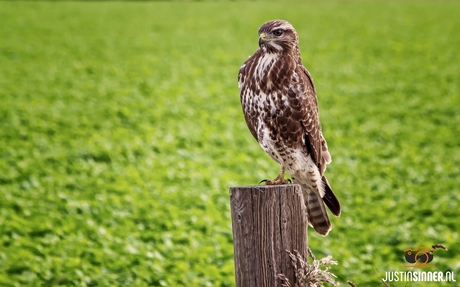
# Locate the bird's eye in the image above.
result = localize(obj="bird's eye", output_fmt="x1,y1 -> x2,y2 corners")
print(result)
273,29 -> 284,36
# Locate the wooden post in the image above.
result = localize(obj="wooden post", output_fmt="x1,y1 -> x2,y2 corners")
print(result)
229,184 -> 308,287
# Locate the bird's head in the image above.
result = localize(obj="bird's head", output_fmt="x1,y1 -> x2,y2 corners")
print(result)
258,20 -> 299,54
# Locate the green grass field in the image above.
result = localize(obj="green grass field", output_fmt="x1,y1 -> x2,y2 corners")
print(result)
1,1 -> 459,286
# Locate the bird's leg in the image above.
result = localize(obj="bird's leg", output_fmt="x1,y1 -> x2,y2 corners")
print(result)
264,166 -> 290,185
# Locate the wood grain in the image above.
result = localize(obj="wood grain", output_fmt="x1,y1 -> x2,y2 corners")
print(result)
230,185 -> 308,287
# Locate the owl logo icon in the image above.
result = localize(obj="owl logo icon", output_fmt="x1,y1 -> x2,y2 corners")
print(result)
404,246 -> 435,268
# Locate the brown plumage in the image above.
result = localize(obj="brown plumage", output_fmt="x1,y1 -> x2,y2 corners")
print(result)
238,20 -> 341,236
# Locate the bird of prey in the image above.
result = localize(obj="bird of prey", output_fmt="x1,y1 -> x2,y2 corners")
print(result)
238,20 -> 341,236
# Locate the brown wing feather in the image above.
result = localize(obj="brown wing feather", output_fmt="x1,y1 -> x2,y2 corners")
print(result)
295,64 -> 323,172
238,50 -> 261,141
297,65 -> 340,215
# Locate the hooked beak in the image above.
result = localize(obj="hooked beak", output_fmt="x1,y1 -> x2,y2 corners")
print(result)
259,32 -> 267,46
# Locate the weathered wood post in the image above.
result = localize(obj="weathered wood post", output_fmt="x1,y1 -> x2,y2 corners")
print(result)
229,184 -> 308,287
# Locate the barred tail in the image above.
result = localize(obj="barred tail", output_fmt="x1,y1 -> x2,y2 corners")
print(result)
298,176 -> 340,236
304,187 -> 332,236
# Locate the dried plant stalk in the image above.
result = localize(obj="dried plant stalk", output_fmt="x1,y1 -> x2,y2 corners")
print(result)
277,248 -> 339,287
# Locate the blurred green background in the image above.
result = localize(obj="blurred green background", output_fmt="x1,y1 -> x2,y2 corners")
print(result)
1,1 -> 459,286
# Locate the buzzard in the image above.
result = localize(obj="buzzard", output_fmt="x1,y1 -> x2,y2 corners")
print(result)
238,20 -> 341,236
